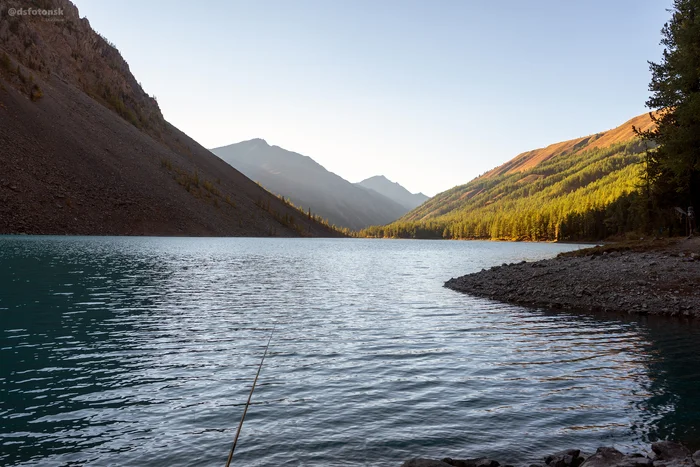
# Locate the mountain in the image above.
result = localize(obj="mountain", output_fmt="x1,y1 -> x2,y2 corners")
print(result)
479,113 -> 655,180
355,175 -> 429,210
211,140 -> 408,230
362,113 -> 656,241
0,0 -> 341,237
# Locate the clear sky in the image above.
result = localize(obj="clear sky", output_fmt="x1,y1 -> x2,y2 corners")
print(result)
73,0 -> 671,196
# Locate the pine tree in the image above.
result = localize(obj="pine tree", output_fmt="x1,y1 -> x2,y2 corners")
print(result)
637,0 -> 700,210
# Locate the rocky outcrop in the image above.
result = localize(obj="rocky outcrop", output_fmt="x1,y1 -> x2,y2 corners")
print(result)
402,442 -> 700,467
650,442 -> 695,467
402,460 -> 453,467
580,447 -> 651,467
442,457 -> 502,467
545,449 -> 586,467
0,0 -> 164,135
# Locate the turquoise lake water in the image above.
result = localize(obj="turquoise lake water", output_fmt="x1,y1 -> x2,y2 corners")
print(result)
1,237 -> 699,466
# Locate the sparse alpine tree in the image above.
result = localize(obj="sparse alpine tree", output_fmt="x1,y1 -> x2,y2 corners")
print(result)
637,0 -> 700,210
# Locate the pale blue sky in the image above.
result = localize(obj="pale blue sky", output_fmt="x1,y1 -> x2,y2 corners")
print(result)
73,0 -> 670,196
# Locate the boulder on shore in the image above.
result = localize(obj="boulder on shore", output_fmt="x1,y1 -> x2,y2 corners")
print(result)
402,442 -> 699,467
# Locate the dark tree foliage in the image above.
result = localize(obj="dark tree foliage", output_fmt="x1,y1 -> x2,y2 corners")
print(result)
637,0 -> 700,210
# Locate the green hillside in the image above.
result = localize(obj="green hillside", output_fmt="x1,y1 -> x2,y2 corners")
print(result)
361,113 -> 658,241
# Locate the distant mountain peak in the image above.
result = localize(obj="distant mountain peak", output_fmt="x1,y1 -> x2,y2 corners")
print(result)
210,141 -> 409,230
362,175 -> 397,185
356,175 -> 429,211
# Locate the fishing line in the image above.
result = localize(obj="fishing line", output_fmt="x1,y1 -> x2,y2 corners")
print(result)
225,321 -> 276,466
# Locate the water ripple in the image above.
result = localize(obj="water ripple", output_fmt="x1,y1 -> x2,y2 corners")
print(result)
1,237 -> 700,466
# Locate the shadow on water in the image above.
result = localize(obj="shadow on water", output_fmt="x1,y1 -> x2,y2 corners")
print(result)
531,307 -> 700,453
633,315 -> 700,450
0,237 -> 175,464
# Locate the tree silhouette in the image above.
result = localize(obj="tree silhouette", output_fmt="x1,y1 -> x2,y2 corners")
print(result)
637,0 -> 700,211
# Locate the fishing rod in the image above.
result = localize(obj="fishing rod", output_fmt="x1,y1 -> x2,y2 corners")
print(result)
225,322 -> 276,467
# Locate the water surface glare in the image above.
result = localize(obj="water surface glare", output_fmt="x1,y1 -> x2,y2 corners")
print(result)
2,237 -> 700,466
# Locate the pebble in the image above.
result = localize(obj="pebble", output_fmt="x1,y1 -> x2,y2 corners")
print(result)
402,442 -> 695,467
444,248 -> 700,318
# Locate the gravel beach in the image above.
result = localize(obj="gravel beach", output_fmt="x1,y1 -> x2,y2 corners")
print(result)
445,238 -> 700,318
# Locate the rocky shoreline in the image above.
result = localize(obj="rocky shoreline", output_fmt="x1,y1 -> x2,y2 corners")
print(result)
445,238 -> 700,318
402,441 -> 700,467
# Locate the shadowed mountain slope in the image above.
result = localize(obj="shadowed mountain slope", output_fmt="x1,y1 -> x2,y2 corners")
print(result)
0,0 -> 342,237
211,140 -> 408,230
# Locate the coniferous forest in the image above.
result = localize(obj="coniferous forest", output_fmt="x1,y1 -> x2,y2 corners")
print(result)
361,138 -> 659,241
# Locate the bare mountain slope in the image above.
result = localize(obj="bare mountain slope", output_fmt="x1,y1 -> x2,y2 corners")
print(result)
481,113 -> 655,179
0,0 -> 341,237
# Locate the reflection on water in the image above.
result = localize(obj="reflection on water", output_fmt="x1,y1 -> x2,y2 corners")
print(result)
632,317 -> 700,447
1,237 -> 699,466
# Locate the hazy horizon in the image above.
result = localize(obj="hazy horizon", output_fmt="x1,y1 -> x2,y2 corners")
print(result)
73,0 -> 670,196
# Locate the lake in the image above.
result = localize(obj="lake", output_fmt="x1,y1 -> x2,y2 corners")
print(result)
1,237 -> 700,466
